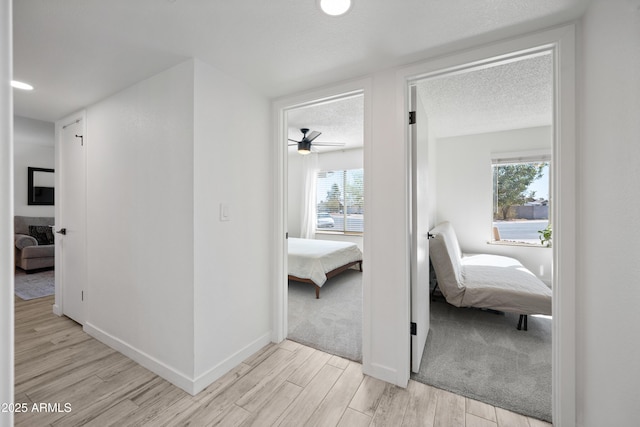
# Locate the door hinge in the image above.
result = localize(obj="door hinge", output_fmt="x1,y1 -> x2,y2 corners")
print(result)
286,232 -> 289,239
410,322 -> 417,336
81,291 -> 84,301
409,111 -> 416,125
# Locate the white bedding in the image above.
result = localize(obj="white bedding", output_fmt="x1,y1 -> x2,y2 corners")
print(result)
288,238 -> 363,287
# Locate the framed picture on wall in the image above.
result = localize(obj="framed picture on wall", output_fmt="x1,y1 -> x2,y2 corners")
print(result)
28,167 -> 55,205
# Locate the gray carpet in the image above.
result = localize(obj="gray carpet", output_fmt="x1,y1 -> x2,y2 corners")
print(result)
14,269 -> 55,300
412,300 -> 552,422
288,269 -> 362,362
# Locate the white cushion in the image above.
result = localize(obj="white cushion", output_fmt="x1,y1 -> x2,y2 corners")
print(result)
429,221 -> 465,305
461,254 -> 551,315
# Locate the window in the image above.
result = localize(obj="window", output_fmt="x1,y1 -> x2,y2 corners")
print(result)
491,155 -> 550,245
316,168 -> 363,233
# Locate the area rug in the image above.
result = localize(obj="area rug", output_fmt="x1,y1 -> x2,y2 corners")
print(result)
14,270 -> 55,300
412,300 -> 552,422
288,269 -> 362,362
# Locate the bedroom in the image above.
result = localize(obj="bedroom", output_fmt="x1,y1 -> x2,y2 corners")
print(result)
410,51 -> 554,420
285,94 -> 364,362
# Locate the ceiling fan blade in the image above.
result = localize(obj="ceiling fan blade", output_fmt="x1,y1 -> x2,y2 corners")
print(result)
312,141 -> 345,146
306,131 -> 322,142
288,138 -> 300,143
288,142 -> 298,146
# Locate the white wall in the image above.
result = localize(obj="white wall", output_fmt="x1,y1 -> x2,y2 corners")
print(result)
84,61 -> 196,381
13,116 -> 55,217
288,148 -> 364,249
363,68 -> 409,384
318,147 -> 363,171
436,126 -> 553,284
577,1 -> 640,425
78,58 -> 273,395
192,59 -> 271,389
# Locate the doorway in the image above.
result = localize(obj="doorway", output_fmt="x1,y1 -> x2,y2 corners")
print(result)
284,93 -> 365,361
408,48 -> 561,422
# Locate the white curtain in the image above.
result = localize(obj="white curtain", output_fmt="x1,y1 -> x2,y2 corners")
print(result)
300,153 -> 318,239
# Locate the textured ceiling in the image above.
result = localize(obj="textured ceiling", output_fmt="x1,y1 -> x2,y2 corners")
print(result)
12,0 -> 587,122
417,52 -> 553,138
286,53 -> 552,150
287,95 -> 364,154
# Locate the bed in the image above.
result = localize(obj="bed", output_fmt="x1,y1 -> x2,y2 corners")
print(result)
288,237 -> 363,298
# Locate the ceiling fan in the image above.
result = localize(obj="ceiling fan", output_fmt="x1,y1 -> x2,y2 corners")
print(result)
288,128 -> 345,155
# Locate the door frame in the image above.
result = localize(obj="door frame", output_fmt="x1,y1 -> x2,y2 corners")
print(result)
271,78 -> 372,350
397,25 -> 576,425
53,110 -> 87,319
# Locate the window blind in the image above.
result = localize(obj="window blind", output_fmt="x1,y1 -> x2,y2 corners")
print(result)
316,168 -> 363,233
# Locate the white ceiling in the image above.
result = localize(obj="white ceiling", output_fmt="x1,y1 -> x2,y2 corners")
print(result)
12,0 -> 588,122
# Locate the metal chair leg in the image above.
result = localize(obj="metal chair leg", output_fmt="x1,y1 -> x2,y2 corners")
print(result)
517,314 -> 528,331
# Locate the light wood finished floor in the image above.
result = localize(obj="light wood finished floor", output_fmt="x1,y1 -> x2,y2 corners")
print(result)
14,295 -> 552,426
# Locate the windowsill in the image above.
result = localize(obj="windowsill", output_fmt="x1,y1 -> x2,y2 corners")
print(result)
487,240 -> 551,248
316,230 -> 363,237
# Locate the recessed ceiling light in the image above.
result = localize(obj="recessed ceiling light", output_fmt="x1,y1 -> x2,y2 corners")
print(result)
11,80 -> 34,91
319,0 -> 352,16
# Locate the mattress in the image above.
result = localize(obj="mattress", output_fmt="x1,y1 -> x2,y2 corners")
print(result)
288,237 -> 363,287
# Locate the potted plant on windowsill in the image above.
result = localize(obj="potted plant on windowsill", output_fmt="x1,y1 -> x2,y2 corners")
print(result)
538,224 -> 552,247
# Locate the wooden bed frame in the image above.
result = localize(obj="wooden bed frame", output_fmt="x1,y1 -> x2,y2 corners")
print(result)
288,260 -> 363,299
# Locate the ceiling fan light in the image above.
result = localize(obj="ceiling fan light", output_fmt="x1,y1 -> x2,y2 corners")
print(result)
319,0 -> 352,16
298,140 -> 312,155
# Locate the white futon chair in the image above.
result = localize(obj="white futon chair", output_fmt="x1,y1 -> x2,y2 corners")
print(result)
429,221 -> 551,330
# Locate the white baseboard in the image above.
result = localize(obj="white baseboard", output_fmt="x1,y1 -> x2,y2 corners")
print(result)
192,332 -> 272,395
52,304 -> 62,316
84,322 -> 272,396
84,322 -> 194,394
362,362 -> 402,387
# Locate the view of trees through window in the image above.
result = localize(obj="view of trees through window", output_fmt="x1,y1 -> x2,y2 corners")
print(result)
492,161 -> 550,245
316,169 -> 363,233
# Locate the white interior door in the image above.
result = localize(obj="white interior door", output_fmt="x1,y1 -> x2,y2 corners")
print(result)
410,85 -> 430,373
57,116 -> 86,324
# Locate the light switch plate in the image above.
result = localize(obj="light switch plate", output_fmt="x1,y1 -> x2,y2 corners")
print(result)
220,203 -> 230,221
